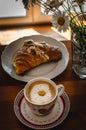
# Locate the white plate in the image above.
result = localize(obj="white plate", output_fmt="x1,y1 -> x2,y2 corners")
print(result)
1,35 -> 69,82
14,89 -> 70,129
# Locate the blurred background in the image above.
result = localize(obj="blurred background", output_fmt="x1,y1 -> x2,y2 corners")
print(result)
0,0 -> 72,45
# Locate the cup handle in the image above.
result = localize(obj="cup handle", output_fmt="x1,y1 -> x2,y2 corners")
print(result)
56,84 -> 64,96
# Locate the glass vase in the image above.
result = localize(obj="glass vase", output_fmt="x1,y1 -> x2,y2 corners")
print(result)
71,29 -> 86,79
71,13 -> 86,79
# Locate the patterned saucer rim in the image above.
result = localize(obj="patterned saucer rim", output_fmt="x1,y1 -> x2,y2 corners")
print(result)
14,89 -> 70,129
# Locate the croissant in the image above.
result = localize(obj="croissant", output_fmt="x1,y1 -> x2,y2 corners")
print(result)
13,40 -> 62,75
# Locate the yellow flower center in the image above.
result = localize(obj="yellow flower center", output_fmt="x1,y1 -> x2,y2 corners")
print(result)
50,0 -> 55,5
57,16 -> 65,26
38,90 -> 46,96
76,0 -> 84,3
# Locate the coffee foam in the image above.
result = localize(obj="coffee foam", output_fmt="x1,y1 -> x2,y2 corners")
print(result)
26,80 -> 56,105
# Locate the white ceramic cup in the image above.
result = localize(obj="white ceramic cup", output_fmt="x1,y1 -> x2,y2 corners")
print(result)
24,77 -> 64,116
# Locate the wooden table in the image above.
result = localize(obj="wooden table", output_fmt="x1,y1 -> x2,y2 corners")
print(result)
0,41 -> 86,130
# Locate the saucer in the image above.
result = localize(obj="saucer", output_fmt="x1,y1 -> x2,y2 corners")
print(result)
14,89 -> 70,129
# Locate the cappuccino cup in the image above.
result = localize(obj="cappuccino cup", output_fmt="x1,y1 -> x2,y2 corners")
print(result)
24,77 -> 64,116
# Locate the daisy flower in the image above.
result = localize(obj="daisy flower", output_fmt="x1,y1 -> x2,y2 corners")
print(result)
52,12 -> 70,32
74,0 -> 86,4
44,0 -> 63,14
